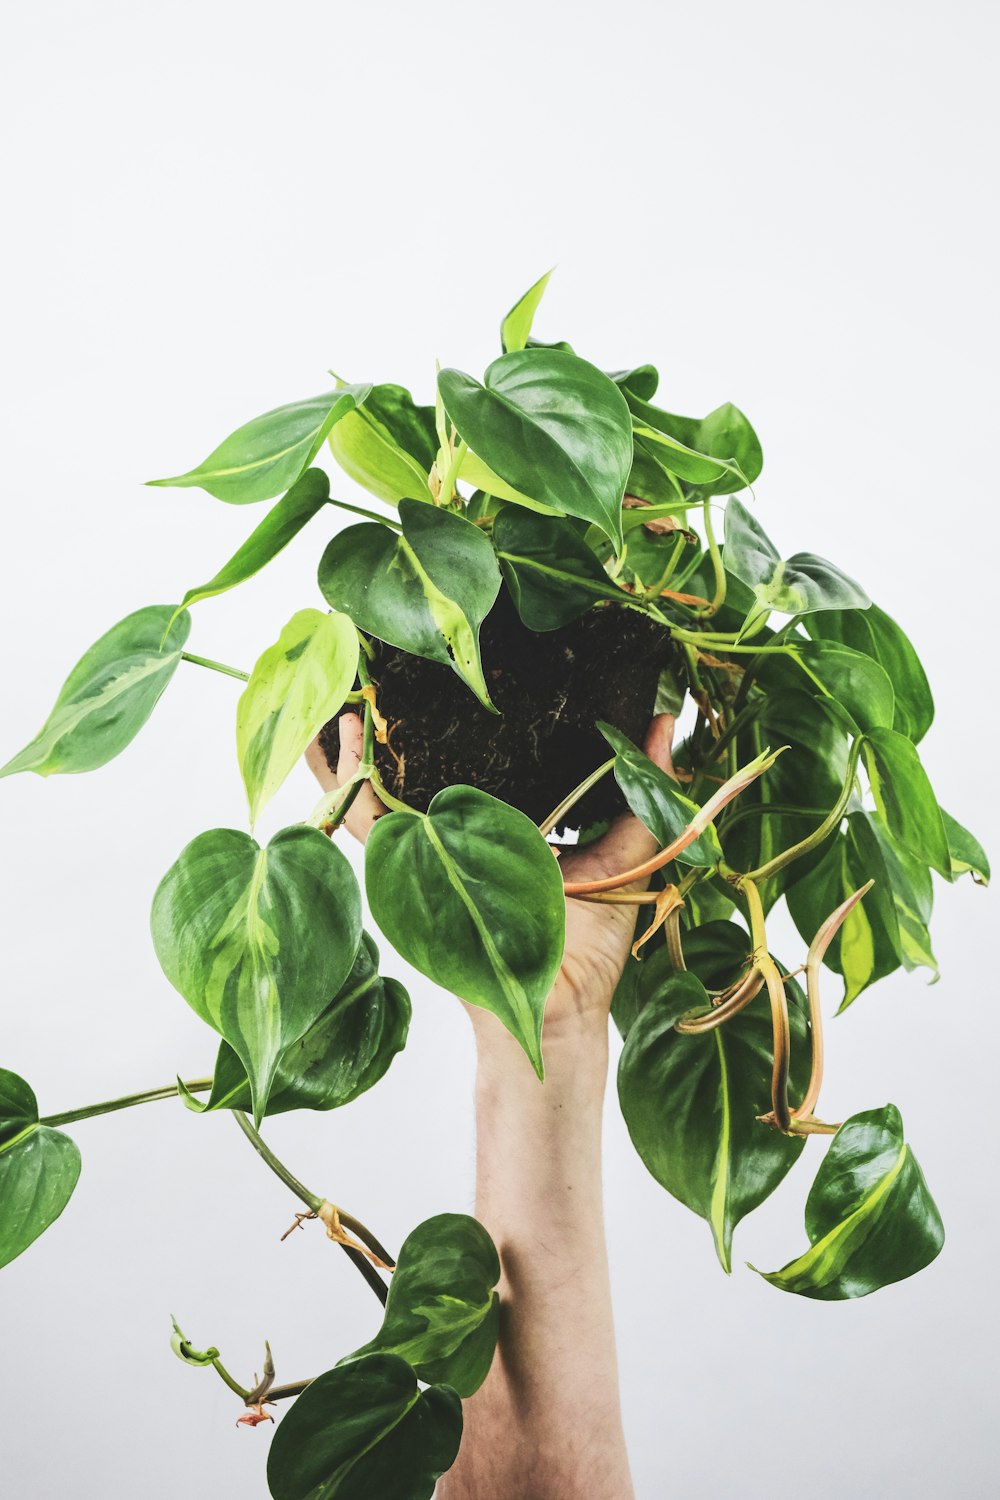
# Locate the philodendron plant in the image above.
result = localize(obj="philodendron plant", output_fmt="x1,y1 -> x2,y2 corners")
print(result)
2,272 -> 988,1495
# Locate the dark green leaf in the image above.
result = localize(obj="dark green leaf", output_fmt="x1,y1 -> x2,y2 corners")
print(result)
940,808 -> 989,885
500,269 -> 553,353
787,640 -> 895,734
318,500 -> 501,709
328,384 -> 437,505
182,933 -> 410,1116
149,385 -> 371,503
724,500 -> 870,614
754,1104 -> 944,1299
492,505 -> 626,629
267,1354 -> 462,1500
438,350 -> 632,548
236,608 -> 359,823
867,813 -> 938,980
347,1214 -> 500,1397
609,363 -> 660,400
151,825 -> 362,1124
0,1068 -> 81,1269
618,969 -> 810,1269
861,728 -> 950,876
626,392 -> 755,491
598,722 -> 722,866
806,603 -> 934,743
1,606 -> 191,779
175,469 -> 332,616
366,788 -> 565,1076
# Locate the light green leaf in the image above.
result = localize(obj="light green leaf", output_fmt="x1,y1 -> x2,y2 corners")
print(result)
365,787 -> 566,1076
346,1214 -> 500,1397
318,499 -> 501,709
267,1354 -> 462,1500
151,825 -> 362,1124
754,1104 -> 944,1299
438,350 -> 632,548
861,727 -> 950,876
1,606 -> 191,779
456,450 -> 559,513
149,384 -> 371,503
492,505 -> 627,629
0,1068 -> 81,1269
169,1316 -> 220,1367
598,722 -> 722,866
237,608 -> 359,824
724,500 -> 870,614
328,383 -> 437,505
940,808 -> 989,885
501,269 -> 554,353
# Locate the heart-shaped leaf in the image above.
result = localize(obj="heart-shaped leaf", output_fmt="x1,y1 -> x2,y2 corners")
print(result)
365,787 -> 566,1076
181,933 -> 410,1116
346,1214 -> 500,1397
175,469 -> 332,618
754,1104 -> 944,1299
438,350 -> 632,548
149,384 -> 371,503
266,1354 -> 462,1500
328,383 -> 437,505
151,825 -> 362,1123
626,391 -> 758,493
1,606 -> 191,779
597,722 -> 722,867
861,727 -> 950,876
787,640 -> 895,734
0,1069 -> 81,1270
237,608 -> 359,824
940,808 -> 989,885
500,269 -> 553,354
618,967 -> 810,1270
318,499 -> 501,709
724,500 -> 870,614
492,505 -> 627,630
806,603 -> 933,742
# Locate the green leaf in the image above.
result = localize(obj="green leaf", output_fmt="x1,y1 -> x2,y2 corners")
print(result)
149,384 -> 371,503
182,933 -> 410,1116
0,1068 -> 81,1269
328,383 -> 437,505
457,450 -> 559,513
318,499 -> 501,709
1,606 -> 191,779
626,392 -> 756,492
236,608 -> 359,824
787,640 -> 895,734
806,603 -> 934,742
365,788 -> 565,1076
169,1316 -> 219,1367
861,727 -> 950,876
867,813 -> 939,980
267,1354 -> 462,1500
754,1104 -> 944,1299
609,363 -> 660,400
175,469 -> 332,617
724,500 -> 870,614
492,505 -> 626,629
438,350 -> 632,548
597,722 -> 722,867
940,808 -> 989,885
500,269 -> 553,353
618,969 -> 810,1270
151,825 -> 362,1124
347,1214 -> 500,1397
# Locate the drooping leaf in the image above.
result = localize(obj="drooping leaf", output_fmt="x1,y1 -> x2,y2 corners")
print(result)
806,603 -> 933,742
618,968 -> 810,1270
786,640 -> 895,735
149,384 -> 371,503
609,363 -> 660,400
754,1104 -> 944,1299
151,825 -> 362,1124
0,1068 -> 81,1269
940,808 -> 989,885
169,1316 -> 219,1367
867,813 -> 939,979
347,1214 -> 500,1397
597,722 -> 722,867
181,933 -> 410,1116
492,505 -> 626,629
438,350 -> 632,548
328,383 -> 437,505
500,269 -> 554,353
174,469 -> 332,618
318,499 -> 501,709
266,1354 -> 462,1500
724,500 -> 870,614
1,606 -> 191,779
861,728 -> 950,876
625,392 -> 758,493
365,788 -> 565,1076
236,609 -> 359,824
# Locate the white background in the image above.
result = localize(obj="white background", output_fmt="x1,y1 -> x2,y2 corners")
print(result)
1,2 -> 996,1496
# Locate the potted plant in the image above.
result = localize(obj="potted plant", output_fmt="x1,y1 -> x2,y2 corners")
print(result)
1,272 -> 987,1497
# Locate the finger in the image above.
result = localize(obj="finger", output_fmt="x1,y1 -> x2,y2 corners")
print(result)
643,712 -> 676,780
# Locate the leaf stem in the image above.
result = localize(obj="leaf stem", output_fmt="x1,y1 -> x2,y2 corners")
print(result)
743,736 -> 864,884
538,757 -> 615,837
232,1113 -> 323,1213
327,498 -> 403,530
180,652 -> 250,682
694,498 -> 726,618
40,1079 -> 212,1127
740,877 -> 791,1131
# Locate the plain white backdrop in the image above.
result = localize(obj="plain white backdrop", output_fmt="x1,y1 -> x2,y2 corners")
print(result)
1,2 -> 996,1495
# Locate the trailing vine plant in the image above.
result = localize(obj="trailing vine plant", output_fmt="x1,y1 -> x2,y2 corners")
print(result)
1,272 -> 988,1496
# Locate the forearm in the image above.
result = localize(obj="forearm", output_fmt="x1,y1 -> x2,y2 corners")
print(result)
441,1013 -> 634,1500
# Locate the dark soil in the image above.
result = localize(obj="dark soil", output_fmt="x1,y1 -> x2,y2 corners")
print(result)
318,590 -> 677,830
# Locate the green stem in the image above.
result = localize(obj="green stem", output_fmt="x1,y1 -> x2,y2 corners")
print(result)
327,498 -> 403,529
41,1080 -> 212,1128
232,1113 -> 322,1213
211,1358 -> 250,1402
180,652 -> 249,682
671,631 -> 792,655
538,757 -> 616,837
694,498 -> 726,617
642,533 -> 688,600
744,736 -> 864,883
438,438 -> 469,505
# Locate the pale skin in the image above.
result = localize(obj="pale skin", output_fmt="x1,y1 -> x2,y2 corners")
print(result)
306,711 -> 676,1500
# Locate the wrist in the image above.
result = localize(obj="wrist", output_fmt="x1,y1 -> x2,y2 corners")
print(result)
469,1004 -> 610,1096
